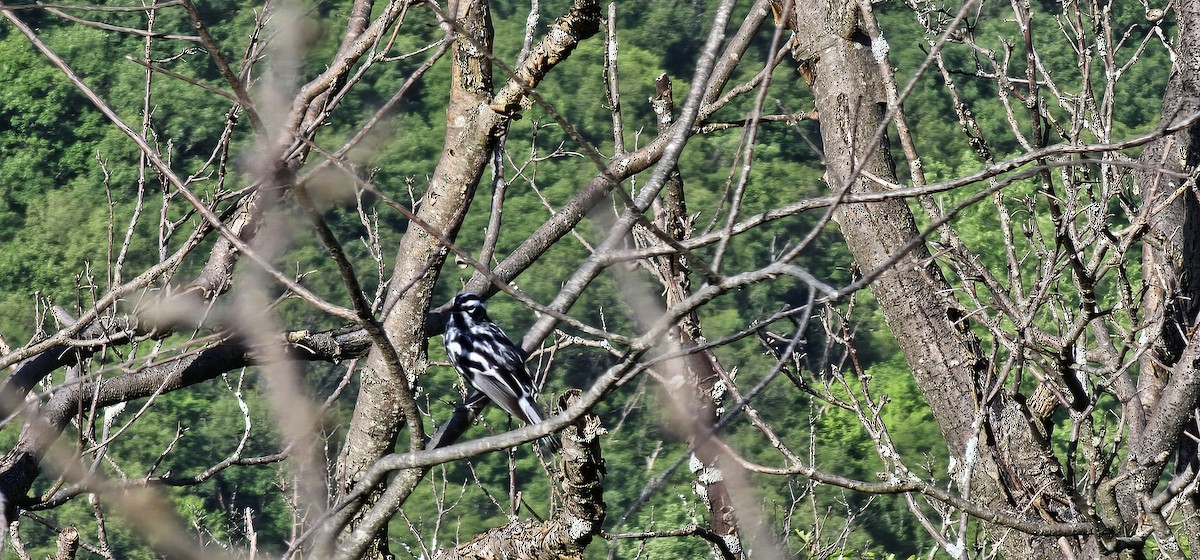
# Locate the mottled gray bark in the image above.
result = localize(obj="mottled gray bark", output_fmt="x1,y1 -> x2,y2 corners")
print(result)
780,0 -> 1102,556
1119,0 -> 1200,543
330,2 -> 602,557
433,391 -> 605,560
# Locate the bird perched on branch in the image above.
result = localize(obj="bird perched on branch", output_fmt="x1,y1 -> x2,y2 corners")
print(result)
443,292 -> 558,452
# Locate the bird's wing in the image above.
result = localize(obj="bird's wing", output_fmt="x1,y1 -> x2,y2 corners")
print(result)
470,363 -> 543,425
450,322 -> 542,424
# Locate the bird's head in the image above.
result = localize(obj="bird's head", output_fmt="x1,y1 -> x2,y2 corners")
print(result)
450,292 -> 488,319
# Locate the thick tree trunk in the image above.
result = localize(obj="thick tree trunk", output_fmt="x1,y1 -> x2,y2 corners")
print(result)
332,0 -> 501,554
780,0 -> 1099,556
329,1 -> 602,556
781,0 -> 979,456
1119,0 -> 1200,542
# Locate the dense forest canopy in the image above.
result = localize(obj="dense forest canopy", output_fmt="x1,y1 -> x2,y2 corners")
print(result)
0,0 -> 1196,559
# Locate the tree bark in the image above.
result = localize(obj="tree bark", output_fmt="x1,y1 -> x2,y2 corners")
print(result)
640,73 -> 744,559
433,391 -> 606,560
780,0 -> 1098,556
332,0 -> 499,554
329,1 -> 602,556
1119,0 -> 1200,540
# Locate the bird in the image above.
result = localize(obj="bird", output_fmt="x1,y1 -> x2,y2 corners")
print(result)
443,292 -> 558,451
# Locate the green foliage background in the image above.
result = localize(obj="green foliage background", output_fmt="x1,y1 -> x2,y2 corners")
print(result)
0,0 -> 1174,558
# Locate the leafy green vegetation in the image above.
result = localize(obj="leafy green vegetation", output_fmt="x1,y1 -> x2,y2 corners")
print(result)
0,0 -> 1175,558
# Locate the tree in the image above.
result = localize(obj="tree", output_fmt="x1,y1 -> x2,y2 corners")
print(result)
0,0 -> 1196,558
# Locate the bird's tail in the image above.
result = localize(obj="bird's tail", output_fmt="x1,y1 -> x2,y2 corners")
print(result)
536,434 -> 561,455
519,397 -> 560,454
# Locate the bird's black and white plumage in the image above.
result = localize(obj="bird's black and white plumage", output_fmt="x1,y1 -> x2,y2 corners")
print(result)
443,292 -> 546,429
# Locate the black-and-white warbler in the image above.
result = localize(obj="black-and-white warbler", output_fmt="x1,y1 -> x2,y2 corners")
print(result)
443,292 -> 557,451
